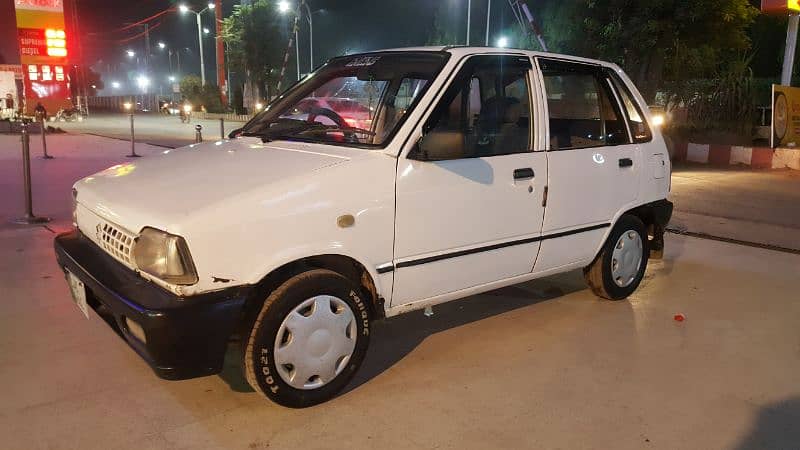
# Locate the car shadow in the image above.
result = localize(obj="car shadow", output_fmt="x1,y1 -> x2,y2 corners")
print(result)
732,397 -> 800,450
216,270 -> 588,395
343,269 -> 587,394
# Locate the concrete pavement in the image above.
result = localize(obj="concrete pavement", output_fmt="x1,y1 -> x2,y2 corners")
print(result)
670,164 -> 800,250
1,223 -> 799,449
2,133 -> 800,449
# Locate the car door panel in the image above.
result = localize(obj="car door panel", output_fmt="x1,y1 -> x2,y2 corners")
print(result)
391,54 -> 546,307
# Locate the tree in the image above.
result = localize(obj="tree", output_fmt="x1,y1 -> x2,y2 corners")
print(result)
222,0 -> 286,100
179,75 -> 225,113
534,0 -> 759,101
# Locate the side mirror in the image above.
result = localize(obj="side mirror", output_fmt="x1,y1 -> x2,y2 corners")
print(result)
409,130 -> 465,161
228,128 -> 243,139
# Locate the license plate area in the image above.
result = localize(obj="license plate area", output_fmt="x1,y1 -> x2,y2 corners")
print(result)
66,270 -> 90,319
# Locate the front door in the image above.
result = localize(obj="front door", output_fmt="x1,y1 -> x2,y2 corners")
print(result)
391,55 -> 547,307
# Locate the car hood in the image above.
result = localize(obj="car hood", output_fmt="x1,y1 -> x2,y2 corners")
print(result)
75,137 -> 357,232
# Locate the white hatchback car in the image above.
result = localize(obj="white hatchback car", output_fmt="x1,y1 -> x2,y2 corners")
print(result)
56,47 -> 672,407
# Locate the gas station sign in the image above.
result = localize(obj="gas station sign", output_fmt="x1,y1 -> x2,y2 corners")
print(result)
762,0 -> 800,14
14,0 -> 71,114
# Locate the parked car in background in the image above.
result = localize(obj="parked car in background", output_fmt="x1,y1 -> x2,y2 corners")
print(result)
55,46 -> 672,408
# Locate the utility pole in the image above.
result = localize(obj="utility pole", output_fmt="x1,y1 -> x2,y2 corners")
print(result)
144,22 -> 151,74
214,0 -> 227,105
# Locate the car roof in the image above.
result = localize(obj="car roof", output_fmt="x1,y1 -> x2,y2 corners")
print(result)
371,46 -> 619,71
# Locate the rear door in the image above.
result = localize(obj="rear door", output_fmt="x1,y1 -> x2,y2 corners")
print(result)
391,54 -> 547,307
533,58 -> 640,272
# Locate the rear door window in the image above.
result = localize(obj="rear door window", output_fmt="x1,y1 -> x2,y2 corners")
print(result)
539,59 -> 629,150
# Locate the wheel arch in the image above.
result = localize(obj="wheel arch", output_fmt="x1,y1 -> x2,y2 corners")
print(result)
240,254 -> 385,336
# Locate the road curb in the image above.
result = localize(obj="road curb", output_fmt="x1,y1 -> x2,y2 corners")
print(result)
671,142 -> 800,170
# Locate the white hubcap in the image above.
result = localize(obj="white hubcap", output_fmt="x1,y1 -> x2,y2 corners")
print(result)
611,230 -> 643,288
274,295 -> 357,390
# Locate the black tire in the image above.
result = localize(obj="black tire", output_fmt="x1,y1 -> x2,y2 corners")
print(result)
243,269 -> 371,408
583,214 -> 649,300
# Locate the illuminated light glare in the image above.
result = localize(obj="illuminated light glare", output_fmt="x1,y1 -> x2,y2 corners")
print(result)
168,76 -> 176,82
178,4 -> 190,13
651,114 -> 665,127
47,39 -> 66,48
255,102 -> 263,110
111,81 -> 121,89
45,29 -> 65,39
496,37 -> 509,48
278,1 -> 291,13
203,28 -> 210,34
208,2 -> 215,9
158,42 -> 166,49
126,50 -> 135,57
183,104 -> 192,112
47,48 -> 67,57
123,102 -> 132,110
136,75 -> 150,89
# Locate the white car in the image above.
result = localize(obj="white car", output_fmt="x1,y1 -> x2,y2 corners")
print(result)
56,47 -> 672,408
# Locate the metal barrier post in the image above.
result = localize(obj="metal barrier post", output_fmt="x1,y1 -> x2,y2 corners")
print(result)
13,122 -> 50,225
220,117 -> 225,140
126,112 -> 140,157
40,117 -> 53,159
195,124 -> 203,143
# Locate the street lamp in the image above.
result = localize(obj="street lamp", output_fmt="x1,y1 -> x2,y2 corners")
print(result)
168,76 -> 176,82
136,75 -> 150,92
126,49 -> 135,57
178,3 -> 215,85
158,41 -> 166,49
111,81 -> 121,89
203,27 -> 210,34
278,1 -> 315,76
496,36 -> 508,48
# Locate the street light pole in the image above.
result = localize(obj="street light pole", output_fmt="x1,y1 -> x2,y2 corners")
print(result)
466,0 -> 471,45
304,2 -> 313,72
485,0 -> 491,46
196,13 -> 206,85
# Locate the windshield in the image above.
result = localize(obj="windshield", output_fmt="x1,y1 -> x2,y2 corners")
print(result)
241,52 -> 449,147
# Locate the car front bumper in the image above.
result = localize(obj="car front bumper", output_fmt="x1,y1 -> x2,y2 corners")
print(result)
54,230 -> 253,380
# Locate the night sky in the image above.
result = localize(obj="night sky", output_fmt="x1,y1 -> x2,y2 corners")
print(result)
0,0 -> 521,93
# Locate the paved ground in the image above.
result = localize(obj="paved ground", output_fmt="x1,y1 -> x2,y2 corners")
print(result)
54,112 -> 247,148
670,164 -> 800,251
1,224 -> 799,449
0,134 -> 165,229
2,133 -> 800,449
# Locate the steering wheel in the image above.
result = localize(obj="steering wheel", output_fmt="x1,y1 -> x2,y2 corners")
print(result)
306,106 -> 348,128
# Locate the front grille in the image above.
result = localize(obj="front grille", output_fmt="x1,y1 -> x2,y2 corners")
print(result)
97,221 -> 136,266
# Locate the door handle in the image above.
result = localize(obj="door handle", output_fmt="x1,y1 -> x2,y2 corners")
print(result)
514,168 -> 535,180
619,158 -> 633,168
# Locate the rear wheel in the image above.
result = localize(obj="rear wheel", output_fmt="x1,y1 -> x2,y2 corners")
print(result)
243,269 -> 371,408
584,215 -> 648,300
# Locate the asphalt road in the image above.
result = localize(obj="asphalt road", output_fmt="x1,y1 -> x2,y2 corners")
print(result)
54,112 -> 249,148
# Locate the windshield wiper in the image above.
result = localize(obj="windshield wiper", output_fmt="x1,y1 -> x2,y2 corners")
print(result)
292,124 -> 376,137
240,119 -> 316,142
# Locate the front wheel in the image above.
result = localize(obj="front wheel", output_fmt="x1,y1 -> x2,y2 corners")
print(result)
243,269 -> 371,408
584,214 -> 649,300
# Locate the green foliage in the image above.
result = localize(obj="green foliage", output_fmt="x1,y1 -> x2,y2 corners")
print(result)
179,75 -> 225,113
222,0 -> 285,97
536,0 -> 759,101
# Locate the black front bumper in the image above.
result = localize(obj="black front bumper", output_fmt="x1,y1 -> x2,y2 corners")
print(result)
54,230 -> 253,380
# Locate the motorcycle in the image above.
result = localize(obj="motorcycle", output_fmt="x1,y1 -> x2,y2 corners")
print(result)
54,107 -> 83,122
180,104 -> 192,123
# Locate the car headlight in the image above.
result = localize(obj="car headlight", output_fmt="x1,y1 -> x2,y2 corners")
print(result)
133,227 -> 198,285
